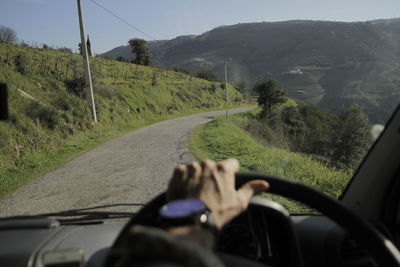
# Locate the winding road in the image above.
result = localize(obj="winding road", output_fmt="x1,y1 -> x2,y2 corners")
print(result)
0,107 -> 253,218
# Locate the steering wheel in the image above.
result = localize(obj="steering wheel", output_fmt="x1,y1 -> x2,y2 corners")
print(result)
110,172 -> 400,267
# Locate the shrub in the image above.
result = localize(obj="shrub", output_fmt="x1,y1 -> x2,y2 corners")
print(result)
64,77 -> 85,97
172,67 -> 192,75
206,84 -> 217,92
57,47 -> 73,53
14,53 -> 29,75
26,102 -> 63,129
115,56 -> 128,62
331,106 -> 371,169
196,69 -> 218,81
235,80 -> 249,95
233,96 -> 243,103
254,77 -> 286,118
151,73 -> 157,86
95,85 -> 119,99
53,93 -> 77,112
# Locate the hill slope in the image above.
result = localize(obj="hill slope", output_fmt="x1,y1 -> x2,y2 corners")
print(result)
0,44 -> 243,197
103,19 -> 400,123
190,115 -> 351,213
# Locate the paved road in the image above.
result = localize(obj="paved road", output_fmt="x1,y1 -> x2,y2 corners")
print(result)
0,107 -> 254,218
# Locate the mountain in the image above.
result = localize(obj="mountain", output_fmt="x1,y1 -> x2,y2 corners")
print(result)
101,19 -> 400,123
101,35 -> 196,62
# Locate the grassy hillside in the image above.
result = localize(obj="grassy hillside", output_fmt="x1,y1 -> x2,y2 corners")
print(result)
189,115 -> 351,213
0,44 -> 244,198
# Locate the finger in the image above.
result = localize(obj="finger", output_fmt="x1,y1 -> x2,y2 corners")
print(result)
237,180 -> 270,204
200,159 -> 217,179
217,158 -> 240,174
216,158 -> 239,188
167,164 -> 188,200
187,161 -> 202,183
173,164 -> 187,181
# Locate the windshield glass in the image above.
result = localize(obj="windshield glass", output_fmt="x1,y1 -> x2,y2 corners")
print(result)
0,0 -> 399,217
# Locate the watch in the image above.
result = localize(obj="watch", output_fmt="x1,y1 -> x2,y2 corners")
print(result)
159,198 -> 218,234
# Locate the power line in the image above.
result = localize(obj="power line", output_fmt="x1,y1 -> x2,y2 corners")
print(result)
89,0 -> 157,40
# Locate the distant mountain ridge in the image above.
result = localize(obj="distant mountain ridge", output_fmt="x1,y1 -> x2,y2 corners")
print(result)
101,19 -> 400,123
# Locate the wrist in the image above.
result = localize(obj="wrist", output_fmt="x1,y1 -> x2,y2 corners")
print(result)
159,198 -> 219,236
206,204 -> 240,229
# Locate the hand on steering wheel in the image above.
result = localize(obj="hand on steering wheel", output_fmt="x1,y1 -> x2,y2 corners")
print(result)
167,159 -> 269,228
111,159 -> 400,267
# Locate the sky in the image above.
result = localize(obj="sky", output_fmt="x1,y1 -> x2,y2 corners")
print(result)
1,0 -> 399,54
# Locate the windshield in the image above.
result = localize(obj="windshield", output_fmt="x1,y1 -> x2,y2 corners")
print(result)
0,0 -> 400,217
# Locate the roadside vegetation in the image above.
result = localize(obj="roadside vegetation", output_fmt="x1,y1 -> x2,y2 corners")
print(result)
190,77 -> 372,213
0,43 -> 245,198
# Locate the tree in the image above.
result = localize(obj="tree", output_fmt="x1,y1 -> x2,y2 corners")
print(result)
86,35 -> 92,57
78,35 -> 92,56
235,80 -> 249,95
254,77 -> 286,118
279,105 -> 306,150
115,56 -> 128,62
128,38 -> 150,66
0,25 -> 17,44
196,69 -> 218,81
331,105 -> 371,169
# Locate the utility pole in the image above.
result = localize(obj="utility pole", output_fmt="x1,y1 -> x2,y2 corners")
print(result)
224,61 -> 228,103
77,0 -> 97,123
224,59 -> 231,118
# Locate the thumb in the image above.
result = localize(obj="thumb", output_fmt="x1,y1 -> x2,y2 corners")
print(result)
238,180 -> 270,203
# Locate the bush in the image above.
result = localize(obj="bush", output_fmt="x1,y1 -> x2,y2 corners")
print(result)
52,92 -> 85,116
95,85 -> 119,99
233,96 -> 243,103
172,67 -> 192,75
115,56 -> 128,62
331,106 -> 371,169
235,80 -> 249,95
26,102 -> 63,129
58,47 -> 73,53
196,69 -> 218,81
14,53 -> 29,75
254,77 -> 286,118
206,84 -> 217,92
265,103 -> 337,155
64,77 -> 85,97
238,118 -> 280,146
151,73 -> 157,86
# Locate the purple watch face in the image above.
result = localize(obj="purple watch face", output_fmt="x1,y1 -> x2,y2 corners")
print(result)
160,198 -> 205,219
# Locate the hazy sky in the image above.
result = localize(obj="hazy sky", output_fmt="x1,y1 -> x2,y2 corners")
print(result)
1,0 -> 399,53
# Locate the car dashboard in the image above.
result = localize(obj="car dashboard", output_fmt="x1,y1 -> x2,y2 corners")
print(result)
0,197 -> 376,267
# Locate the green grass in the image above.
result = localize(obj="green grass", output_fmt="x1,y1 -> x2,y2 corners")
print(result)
0,43 -> 248,198
189,116 -> 352,213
